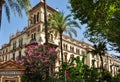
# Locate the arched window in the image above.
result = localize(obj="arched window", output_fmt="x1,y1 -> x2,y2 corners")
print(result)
31,34 -> 34,40
65,44 -> 68,51
19,51 -> 22,60
6,55 -> 7,61
13,53 -> 15,60
63,44 -> 65,50
34,15 -> 36,24
21,38 -> 23,46
13,41 -> 16,50
38,25 -> 40,32
34,33 -> 36,40
64,52 -> 67,62
49,34 -> 53,42
37,12 -> 40,22
76,49 -> 80,54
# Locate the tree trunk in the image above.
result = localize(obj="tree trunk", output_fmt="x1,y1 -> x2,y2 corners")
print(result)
0,0 -> 2,27
60,33 -> 63,66
99,54 -> 104,72
43,0 -> 48,44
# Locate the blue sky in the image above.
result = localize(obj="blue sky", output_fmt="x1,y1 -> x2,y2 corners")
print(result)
0,0 -> 119,55
0,0 -> 87,48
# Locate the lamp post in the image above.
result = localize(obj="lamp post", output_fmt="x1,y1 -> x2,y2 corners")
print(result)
43,0 -> 48,44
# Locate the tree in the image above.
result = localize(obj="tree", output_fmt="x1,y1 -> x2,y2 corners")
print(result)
16,44 -> 57,82
0,0 -> 31,27
69,0 -> 120,52
89,42 -> 107,73
48,11 -> 80,66
62,55 -> 100,82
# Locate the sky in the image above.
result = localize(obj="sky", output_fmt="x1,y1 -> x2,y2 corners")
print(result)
0,0 -> 119,56
0,0 -> 87,48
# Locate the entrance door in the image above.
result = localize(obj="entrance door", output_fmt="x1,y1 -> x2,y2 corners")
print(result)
2,77 -> 18,82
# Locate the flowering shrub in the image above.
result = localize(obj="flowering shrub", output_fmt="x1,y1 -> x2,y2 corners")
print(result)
16,44 -> 57,81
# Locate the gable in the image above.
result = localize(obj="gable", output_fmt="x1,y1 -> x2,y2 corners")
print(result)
0,60 -> 25,71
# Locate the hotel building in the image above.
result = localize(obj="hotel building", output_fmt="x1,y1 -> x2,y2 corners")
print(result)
0,1 -> 120,77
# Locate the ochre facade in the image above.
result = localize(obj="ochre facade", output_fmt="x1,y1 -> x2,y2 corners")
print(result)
0,60 -> 25,82
0,1 -> 120,76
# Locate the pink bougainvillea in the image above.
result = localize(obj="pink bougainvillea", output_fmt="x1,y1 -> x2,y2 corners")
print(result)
16,44 -> 57,81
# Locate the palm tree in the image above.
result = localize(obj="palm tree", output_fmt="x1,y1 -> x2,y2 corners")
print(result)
89,42 -> 107,72
43,0 -> 48,44
0,0 -> 31,27
48,11 -> 80,66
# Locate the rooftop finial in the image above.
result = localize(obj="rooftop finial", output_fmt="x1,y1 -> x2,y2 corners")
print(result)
56,8 -> 59,12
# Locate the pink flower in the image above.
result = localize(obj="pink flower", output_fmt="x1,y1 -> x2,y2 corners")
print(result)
48,48 -> 55,54
44,58 -> 49,63
17,44 -> 58,76
27,45 -> 38,49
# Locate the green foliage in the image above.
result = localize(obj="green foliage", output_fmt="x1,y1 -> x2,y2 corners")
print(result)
101,71 -> 113,82
0,0 -> 31,27
69,0 -> 120,52
58,54 -> 101,82
112,70 -> 120,82
88,42 -> 107,73
21,52 -> 120,82
48,11 -> 80,67
48,11 -> 80,38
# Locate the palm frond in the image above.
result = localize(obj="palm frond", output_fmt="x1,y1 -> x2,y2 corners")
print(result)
48,11 -> 80,38
63,14 -> 71,23
66,20 -> 80,29
0,0 -> 31,29
3,2 -> 10,23
8,0 -> 22,17
17,0 -> 31,14
69,27 -> 77,37
68,31 -> 72,37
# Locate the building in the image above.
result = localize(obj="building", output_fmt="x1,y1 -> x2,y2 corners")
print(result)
0,1 -> 120,77
0,60 -> 25,82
